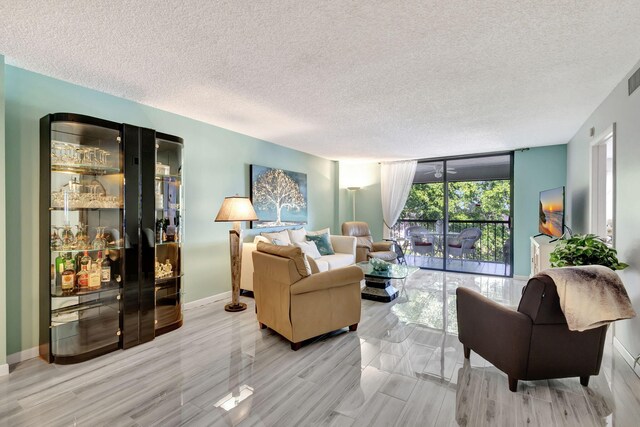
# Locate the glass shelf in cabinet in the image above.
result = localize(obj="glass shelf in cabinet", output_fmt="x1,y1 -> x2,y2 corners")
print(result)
51,294 -> 119,319
155,174 -> 181,180
51,281 -> 121,298
52,164 -> 121,175
50,246 -> 124,256
155,273 -> 184,286
50,207 -> 123,211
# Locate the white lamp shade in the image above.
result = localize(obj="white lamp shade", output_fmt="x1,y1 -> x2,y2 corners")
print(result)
215,196 -> 259,222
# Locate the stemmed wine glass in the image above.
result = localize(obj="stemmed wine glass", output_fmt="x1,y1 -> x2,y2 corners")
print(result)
61,225 -> 75,250
50,226 -> 63,251
92,226 -> 107,250
75,224 -> 89,249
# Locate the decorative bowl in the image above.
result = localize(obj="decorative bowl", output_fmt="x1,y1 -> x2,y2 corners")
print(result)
370,258 -> 391,272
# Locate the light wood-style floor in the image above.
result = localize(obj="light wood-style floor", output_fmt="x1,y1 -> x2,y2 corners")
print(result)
1,270 -> 639,426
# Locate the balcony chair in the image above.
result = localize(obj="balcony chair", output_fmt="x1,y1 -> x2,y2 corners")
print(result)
406,227 -> 434,265
447,227 -> 481,263
456,274 -> 608,392
342,221 -> 397,263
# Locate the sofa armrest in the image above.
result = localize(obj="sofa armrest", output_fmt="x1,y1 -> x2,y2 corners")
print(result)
456,287 -> 532,379
330,235 -> 357,256
372,241 -> 393,251
290,266 -> 364,295
240,242 -> 258,291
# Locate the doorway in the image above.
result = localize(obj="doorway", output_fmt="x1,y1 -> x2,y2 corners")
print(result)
590,125 -> 615,245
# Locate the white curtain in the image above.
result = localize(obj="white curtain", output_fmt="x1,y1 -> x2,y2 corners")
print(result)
380,160 -> 418,238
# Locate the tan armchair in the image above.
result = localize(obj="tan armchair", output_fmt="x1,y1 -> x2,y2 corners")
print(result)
253,242 -> 363,350
341,221 -> 397,263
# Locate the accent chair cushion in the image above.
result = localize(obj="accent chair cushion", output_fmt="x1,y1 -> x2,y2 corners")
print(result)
256,242 -> 311,277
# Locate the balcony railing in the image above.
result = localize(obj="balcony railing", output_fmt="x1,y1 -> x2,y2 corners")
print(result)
390,219 -> 511,264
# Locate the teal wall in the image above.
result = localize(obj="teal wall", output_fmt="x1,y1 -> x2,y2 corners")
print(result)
513,145 -> 567,276
0,55 -> 6,366
566,58 -> 640,366
4,65 -> 338,356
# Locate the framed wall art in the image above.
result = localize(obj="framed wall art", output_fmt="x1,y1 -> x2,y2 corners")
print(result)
250,165 -> 308,228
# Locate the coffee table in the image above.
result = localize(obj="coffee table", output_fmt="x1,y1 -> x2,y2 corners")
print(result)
356,262 -> 419,302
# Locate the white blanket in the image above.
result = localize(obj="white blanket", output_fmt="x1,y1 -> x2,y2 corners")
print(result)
536,265 -> 636,331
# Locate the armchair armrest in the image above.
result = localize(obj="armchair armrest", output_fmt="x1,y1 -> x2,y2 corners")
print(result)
290,266 -> 364,295
330,235 -> 357,256
372,241 -> 393,251
456,287 -> 532,379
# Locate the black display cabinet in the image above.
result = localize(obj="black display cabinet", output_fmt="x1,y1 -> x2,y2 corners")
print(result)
39,113 -> 184,363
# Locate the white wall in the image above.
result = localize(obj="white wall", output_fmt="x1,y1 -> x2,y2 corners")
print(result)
567,58 -> 640,361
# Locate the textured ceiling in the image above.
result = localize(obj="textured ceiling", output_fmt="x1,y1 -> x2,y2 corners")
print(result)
2,1 -> 640,161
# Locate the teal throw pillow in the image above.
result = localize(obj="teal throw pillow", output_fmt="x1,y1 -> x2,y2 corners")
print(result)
305,233 -> 335,256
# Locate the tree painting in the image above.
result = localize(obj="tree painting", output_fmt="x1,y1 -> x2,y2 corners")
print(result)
251,166 -> 307,228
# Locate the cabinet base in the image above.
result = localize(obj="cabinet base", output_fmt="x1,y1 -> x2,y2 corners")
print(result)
155,318 -> 184,336
50,342 -> 119,365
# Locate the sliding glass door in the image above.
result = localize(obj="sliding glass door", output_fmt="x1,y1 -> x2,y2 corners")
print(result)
394,153 -> 513,277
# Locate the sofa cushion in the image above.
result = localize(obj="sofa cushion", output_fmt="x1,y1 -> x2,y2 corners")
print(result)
261,230 -> 292,245
256,242 -> 311,277
287,227 -> 307,243
306,233 -> 335,256
321,253 -> 355,270
314,258 -> 330,272
294,241 -> 322,259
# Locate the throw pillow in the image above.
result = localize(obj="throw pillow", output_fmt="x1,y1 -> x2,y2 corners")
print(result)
260,230 -> 292,245
256,242 -> 311,277
271,238 -> 290,246
306,227 -> 331,236
306,233 -> 335,256
294,241 -> 322,259
287,227 -> 307,244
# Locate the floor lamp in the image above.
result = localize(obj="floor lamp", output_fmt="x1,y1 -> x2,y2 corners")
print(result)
347,187 -> 360,220
215,196 -> 258,312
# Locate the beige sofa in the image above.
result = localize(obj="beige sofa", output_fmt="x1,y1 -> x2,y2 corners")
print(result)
241,230 -> 357,292
253,242 -> 363,350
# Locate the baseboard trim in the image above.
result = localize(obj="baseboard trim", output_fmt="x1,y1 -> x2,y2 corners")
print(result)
613,336 -> 640,379
0,363 -> 8,376
184,291 -> 231,310
7,346 -> 39,365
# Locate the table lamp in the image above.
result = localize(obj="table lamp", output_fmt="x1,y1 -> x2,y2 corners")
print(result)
215,196 -> 258,312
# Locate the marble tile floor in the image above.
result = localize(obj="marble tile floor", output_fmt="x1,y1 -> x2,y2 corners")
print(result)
1,270 -> 639,426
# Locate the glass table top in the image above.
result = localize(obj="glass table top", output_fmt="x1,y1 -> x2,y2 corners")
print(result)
357,261 -> 420,279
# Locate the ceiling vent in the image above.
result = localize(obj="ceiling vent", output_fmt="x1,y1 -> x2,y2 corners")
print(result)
629,66 -> 640,96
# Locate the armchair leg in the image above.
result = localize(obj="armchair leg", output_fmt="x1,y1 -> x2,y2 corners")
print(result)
259,322 -> 267,330
508,376 -> 518,392
463,345 -> 471,359
349,323 -> 358,332
580,376 -> 590,387
291,342 -> 302,351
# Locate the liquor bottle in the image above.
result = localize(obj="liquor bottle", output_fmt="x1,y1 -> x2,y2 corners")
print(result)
88,262 -> 101,290
61,256 -> 76,294
55,253 -> 65,287
100,251 -> 111,285
77,250 -> 91,289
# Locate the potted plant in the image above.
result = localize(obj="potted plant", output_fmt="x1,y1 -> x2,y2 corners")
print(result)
550,234 -> 629,270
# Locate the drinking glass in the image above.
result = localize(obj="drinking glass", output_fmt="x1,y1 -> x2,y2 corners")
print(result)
51,226 -> 63,250
61,225 -> 76,250
92,226 -> 107,250
75,224 -> 89,249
